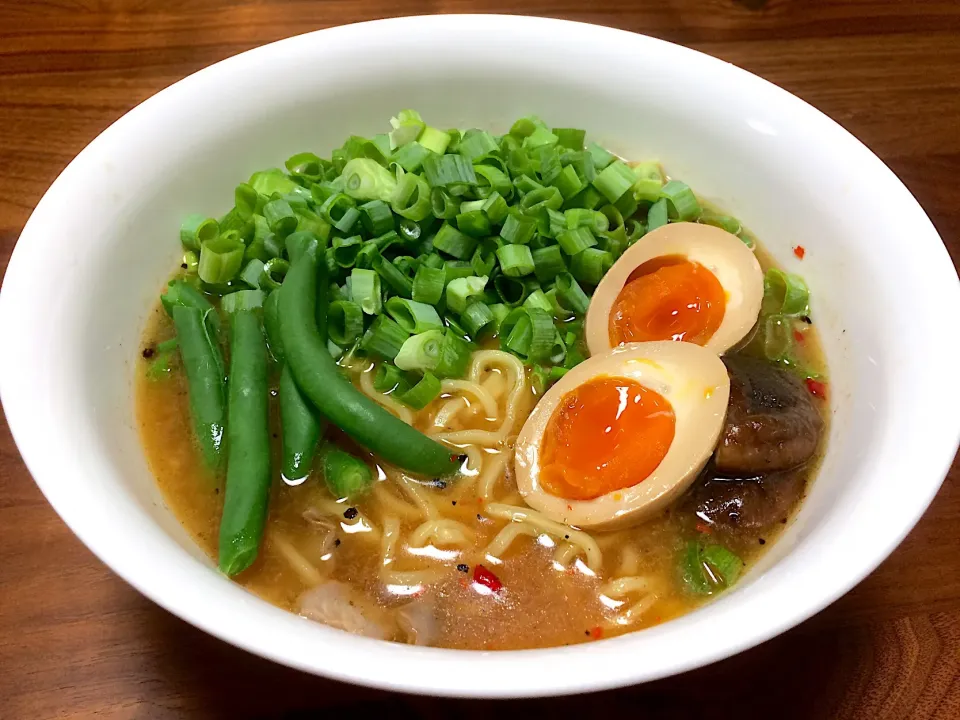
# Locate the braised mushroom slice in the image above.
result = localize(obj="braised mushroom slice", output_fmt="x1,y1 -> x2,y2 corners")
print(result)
714,356 -> 824,475
686,468 -> 807,531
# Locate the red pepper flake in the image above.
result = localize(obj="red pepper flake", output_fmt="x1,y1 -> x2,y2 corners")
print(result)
793,330 -> 806,344
473,564 -> 503,593
805,378 -> 828,399
793,245 -> 806,259
588,626 -> 604,640
567,504 -> 573,511
695,522 -> 713,535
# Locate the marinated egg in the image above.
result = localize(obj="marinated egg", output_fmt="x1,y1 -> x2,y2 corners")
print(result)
585,222 -> 763,356
515,341 -> 731,529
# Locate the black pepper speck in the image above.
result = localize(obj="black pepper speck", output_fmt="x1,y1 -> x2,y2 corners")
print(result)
457,563 -> 469,573
343,507 -> 359,520
142,347 -> 155,359
451,501 -> 457,506
758,538 -> 766,545
334,538 -> 341,547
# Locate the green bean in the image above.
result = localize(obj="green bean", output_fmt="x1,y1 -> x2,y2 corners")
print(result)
279,364 -> 323,483
218,309 -> 271,576
171,305 -> 225,470
162,280 -> 221,335
279,251 -> 461,477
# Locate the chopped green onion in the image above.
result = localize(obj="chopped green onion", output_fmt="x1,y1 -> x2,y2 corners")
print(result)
321,443 -> 374,500
446,275 -> 489,314
461,301 -> 495,337
523,289 -> 552,313
373,229 -> 401,252
761,314 -> 794,362
389,109 -> 425,148
319,193 -> 360,234
220,289 -> 264,314
471,242 -> 498,277
456,209 -> 491,238
434,329 -> 473,378
500,211 -> 537,245
566,208 -> 609,233
520,186 -> 563,215
239,258 -> 265,289
393,255 -> 420,279
560,150 -> 597,185
418,127 -> 452,155
763,269 -> 810,316
351,268 -> 382,315
332,235 -> 363,268
433,222 -> 478,259
497,244 -> 535,277
360,314 -> 409,360
489,303 -> 510,331
587,142 -> 615,171
263,198 -> 299,238
699,210 -> 742,236
360,200 -> 395,236
627,218 -> 646,244
500,306 -> 556,361
593,160 -> 636,203
510,115 -> 547,138
182,250 -> 199,275
507,150 -> 536,179
680,541 -> 713,595
444,260 -> 475,282
481,191 -> 509,225
522,126 -> 559,150
545,288 -> 575,321
458,129 -> 499,161
556,273 -> 590,314
394,329 -> 446,372
494,274 -> 529,307
412,265 -> 446,305
398,372 -> 442,409
474,165 -> 514,200
430,187 -> 460,219
372,254 -> 414,298
647,198 -> 669,231
552,164 -> 583,199
701,544 -> 744,586
327,300 -> 365,346
249,168 -> 298,196
180,214 -> 219,252
423,153 -> 476,189
341,158 -> 397,203
397,218 -> 421,244
514,174 -> 544,197
198,235 -> 244,284
632,161 -> 665,202
571,248 -> 613,286
391,141 -> 432,172
564,185 -> 604,211
386,297 -> 444,334
661,180 -> 701,221
260,257 -> 289,290
373,363 -> 411,395
557,226 -> 597,256
614,190 -> 639,219
554,128 -> 586,151
285,152 -> 327,182
535,146 -> 562,185
392,173 -> 431,221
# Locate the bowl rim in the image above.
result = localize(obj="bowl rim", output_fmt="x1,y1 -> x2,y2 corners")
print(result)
2,14 -> 959,698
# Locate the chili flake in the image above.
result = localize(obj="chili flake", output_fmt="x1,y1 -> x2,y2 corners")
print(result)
793,245 -> 806,259
805,378 -> 828,399
473,564 -> 503,593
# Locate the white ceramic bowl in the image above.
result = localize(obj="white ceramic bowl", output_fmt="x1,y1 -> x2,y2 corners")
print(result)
1,15 -> 958,698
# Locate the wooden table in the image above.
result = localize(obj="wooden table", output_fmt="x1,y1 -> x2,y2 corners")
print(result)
1,1 -> 959,717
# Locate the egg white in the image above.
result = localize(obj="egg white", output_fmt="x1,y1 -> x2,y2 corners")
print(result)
515,341 -> 731,529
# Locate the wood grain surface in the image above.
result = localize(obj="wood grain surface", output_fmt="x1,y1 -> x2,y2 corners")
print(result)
1,1 -> 959,717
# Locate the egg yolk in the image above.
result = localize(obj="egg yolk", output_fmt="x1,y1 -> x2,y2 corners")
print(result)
609,255 -> 725,346
539,376 -> 676,501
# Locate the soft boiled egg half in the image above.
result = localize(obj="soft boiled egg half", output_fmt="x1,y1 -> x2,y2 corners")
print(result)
585,222 -> 764,356
515,341 -> 730,529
